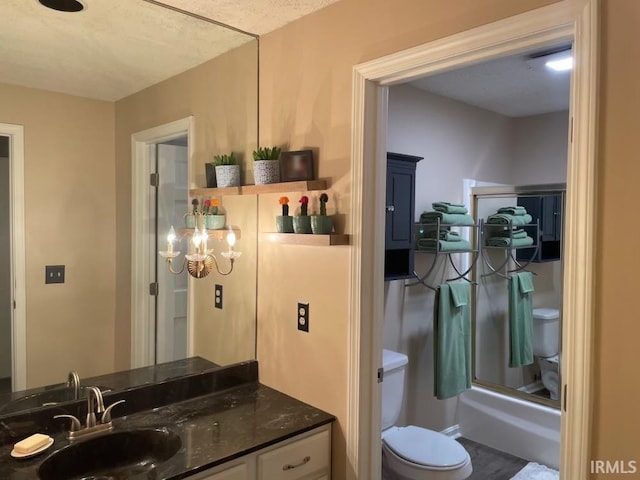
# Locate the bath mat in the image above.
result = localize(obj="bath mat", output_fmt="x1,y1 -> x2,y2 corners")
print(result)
510,462 -> 559,480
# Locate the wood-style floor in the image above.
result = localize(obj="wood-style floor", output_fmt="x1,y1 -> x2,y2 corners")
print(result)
457,437 -> 529,480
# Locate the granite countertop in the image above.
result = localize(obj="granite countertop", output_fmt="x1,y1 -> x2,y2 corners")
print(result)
0,381 -> 334,479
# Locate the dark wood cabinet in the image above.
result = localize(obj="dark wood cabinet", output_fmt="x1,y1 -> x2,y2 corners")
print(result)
384,152 -> 422,280
517,194 -> 563,262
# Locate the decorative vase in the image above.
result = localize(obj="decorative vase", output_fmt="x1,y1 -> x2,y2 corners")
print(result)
205,163 -> 216,188
311,215 -> 333,234
205,214 -> 225,230
215,165 -> 240,188
184,213 -> 196,228
253,160 -> 280,185
276,216 -> 294,233
293,216 -> 312,234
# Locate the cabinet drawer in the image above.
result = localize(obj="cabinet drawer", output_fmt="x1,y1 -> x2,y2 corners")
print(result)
201,463 -> 248,480
258,430 -> 330,479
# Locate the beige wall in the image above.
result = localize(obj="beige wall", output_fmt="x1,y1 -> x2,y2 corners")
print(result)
256,1 -> 559,478
114,41 -> 258,370
592,0 -> 640,476
0,82 -> 116,387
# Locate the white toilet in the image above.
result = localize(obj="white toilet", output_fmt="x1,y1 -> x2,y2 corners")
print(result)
381,349 -> 473,480
532,308 -> 561,400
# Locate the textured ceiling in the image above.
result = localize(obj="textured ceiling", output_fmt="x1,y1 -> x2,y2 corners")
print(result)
0,0 -> 338,101
410,48 -> 571,118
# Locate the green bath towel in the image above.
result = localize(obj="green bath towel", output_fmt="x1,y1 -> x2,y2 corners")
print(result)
434,282 -> 472,399
509,272 -> 535,368
420,211 -> 475,226
497,206 -> 528,215
486,213 -> 533,226
486,236 -> 534,248
495,228 -> 527,239
425,230 -> 461,241
417,238 -> 472,252
432,202 -> 468,214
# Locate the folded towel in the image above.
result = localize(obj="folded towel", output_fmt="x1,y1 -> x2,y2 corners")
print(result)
434,282 -> 472,399
420,211 -> 475,226
509,272 -> 535,368
498,206 -> 528,215
486,236 -> 534,248
432,202 -> 468,214
425,230 -> 461,241
495,228 -> 527,239
486,213 -> 533,226
417,238 -> 472,252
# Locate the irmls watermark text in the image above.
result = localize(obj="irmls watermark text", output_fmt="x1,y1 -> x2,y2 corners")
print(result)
590,460 -> 637,474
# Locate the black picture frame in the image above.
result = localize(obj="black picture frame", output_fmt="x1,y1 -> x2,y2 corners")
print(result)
280,150 -> 314,182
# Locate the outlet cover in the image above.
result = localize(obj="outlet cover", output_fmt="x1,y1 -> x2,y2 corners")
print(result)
45,265 -> 65,284
215,284 -> 223,309
297,302 -> 309,332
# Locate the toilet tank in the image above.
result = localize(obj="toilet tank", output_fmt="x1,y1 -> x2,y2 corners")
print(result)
382,349 -> 408,431
532,308 -> 560,357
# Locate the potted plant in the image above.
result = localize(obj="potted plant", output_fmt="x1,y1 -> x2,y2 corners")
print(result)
311,193 -> 333,234
276,196 -> 294,233
213,153 -> 240,188
293,195 -> 312,234
204,198 -> 225,230
184,199 -> 199,228
252,146 -> 281,185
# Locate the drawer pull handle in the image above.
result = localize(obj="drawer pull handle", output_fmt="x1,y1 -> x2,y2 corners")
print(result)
283,455 -> 311,471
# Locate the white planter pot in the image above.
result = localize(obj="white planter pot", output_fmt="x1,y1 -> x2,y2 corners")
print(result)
253,160 -> 280,185
215,165 -> 240,188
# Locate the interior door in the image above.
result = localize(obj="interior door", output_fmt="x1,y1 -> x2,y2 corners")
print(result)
0,136 -> 11,393
155,142 -> 189,364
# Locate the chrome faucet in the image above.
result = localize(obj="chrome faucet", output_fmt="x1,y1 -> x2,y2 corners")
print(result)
86,386 -> 105,428
66,371 -> 80,400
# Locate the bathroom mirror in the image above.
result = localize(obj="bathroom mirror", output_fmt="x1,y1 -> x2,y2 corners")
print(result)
0,0 -> 258,415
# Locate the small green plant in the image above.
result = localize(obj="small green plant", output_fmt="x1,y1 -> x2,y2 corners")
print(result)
279,196 -> 290,216
299,195 -> 309,216
213,153 -> 236,166
252,146 -> 281,161
191,198 -> 199,214
319,193 -> 329,216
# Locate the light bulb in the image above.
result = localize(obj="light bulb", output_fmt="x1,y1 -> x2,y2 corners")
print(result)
167,226 -> 176,244
192,227 -> 202,248
227,230 -> 236,248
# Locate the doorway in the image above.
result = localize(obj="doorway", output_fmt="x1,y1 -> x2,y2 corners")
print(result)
0,136 -> 11,394
347,2 -> 597,479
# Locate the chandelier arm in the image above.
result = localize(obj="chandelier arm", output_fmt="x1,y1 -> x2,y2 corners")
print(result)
209,254 -> 235,276
167,257 -> 187,275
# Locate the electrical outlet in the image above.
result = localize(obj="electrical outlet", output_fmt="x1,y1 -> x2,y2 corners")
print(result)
45,265 -> 65,284
297,302 -> 309,332
215,284 -> 223,309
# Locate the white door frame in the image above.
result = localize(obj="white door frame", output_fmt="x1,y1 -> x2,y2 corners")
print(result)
131,116 -> 194,368
1,123 -> 26,392
348,1 -> 597,479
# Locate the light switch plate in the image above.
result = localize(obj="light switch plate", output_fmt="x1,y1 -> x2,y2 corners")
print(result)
45,265 -> 65,284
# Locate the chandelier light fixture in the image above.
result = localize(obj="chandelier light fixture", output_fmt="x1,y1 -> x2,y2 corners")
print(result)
158,214 -> 241,279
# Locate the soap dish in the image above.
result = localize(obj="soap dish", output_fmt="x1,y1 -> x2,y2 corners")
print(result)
11,437 -> 54,459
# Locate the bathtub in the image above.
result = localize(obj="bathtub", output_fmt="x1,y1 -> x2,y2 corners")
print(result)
458,386 -> 561,469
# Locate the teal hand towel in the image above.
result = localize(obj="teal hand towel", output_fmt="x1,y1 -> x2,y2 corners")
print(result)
498,206 -> 528,215
420,211 -> 475,226
496,228 -> 527,239
432,202 -> 468,214
486,213 -> 533,226
509,272 -> 535,368
434,282 -> 472,399
417,238 -> 471,252
426,230 -> 461,241
486,236 -> 534,248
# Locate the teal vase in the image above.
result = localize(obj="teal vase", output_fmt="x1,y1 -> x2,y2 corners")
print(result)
276,216 -> 294,233
311,216 -> 333,234
293,216 -> 312,234
205,214 -> 225,230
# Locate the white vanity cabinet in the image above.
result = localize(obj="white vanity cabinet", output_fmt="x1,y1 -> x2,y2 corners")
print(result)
191,424 -> 331,480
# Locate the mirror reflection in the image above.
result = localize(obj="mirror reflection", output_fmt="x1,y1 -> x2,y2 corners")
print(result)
0,0 -> 258,415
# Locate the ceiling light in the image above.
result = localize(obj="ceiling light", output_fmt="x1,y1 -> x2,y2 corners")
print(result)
546,55 -> 573,72
38,0 -> 86,13
525,48 -> 573,72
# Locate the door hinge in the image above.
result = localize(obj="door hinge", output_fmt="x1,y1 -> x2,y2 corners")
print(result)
563,384 -> 567,412
150,172 -> 159,187
13,299 -> 16,309
149,282 -> 159,296
377,367 -> 384,383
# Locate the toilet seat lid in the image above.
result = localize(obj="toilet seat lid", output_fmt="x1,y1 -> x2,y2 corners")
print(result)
382,426 -> 468,468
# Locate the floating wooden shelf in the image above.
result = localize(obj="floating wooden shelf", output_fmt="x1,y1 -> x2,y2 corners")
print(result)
190,180 -> 327,197
261,232 -> 349,246
179,227 -> 241,240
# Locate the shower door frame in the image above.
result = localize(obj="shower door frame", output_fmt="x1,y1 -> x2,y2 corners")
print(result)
347,1 -> 598,480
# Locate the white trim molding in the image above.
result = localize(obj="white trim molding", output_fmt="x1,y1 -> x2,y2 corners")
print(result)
130,116 -> 194,368
348,1 -> 597,479
1,123 -> 26,391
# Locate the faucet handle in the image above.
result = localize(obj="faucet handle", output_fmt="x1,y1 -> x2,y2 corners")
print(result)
54,414 -> 82,432
101,400 -> 126,424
